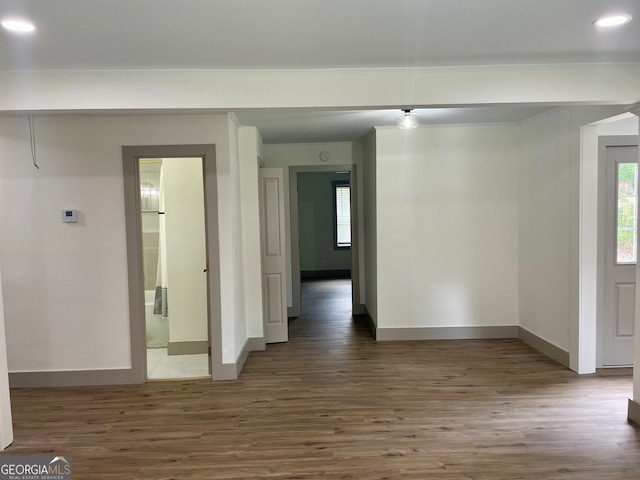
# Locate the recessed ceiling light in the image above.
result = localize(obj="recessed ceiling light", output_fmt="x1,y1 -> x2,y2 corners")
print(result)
593,14 -> 632,27
1,17 -> 36,33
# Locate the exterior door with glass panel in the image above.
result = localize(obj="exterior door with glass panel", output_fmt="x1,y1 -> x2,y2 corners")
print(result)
603,144 -> 639,366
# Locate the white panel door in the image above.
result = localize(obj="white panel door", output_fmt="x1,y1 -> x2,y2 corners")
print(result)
162,158 -> 209,347
259,168 -> 288,344
603,145 -> 639,366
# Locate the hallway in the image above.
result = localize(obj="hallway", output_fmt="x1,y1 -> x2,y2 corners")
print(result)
289,278 -> 369,342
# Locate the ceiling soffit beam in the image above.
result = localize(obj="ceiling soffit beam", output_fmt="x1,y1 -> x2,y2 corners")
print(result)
0,64 -> 638,112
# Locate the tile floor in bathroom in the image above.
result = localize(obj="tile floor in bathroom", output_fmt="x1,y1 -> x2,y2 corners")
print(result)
146,347 -> 209,380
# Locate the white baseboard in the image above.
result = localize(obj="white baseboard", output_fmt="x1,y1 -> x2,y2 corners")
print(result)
214,336 -> 266,381
236,337 -> 265,376
10,336 -> 268,386
363,305 -> 376,337
628,399 -> 640,426
376,325 -> 518,341
9,368 -> 142,388
517,326 -> 570,368
372,324 -> 570,368
167,340 -> 208,355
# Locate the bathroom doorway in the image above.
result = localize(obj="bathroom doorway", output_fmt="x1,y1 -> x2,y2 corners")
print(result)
138,157 -> 210,380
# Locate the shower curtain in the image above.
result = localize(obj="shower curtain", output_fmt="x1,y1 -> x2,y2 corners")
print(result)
154,166 -> 169,317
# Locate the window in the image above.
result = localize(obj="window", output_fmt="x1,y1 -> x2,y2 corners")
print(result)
333,181 -> 351,249
616,162 -> 638,264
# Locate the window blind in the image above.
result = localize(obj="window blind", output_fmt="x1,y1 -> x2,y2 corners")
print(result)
335,185 -> 351,247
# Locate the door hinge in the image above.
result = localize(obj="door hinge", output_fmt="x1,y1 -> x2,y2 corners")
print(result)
208,346 -> 212,357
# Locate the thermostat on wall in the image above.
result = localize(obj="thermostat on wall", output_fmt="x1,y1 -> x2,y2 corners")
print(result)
62,209 -> 78,223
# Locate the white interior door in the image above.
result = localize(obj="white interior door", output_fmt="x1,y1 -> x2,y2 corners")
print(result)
259,168 -> 288,344
603,144 -> 639,366
162,158 -> 209,354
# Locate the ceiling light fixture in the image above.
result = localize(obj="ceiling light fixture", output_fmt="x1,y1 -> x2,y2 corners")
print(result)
1,17 -> 36,32
593,14 -> 632,27
395,109 -> 420,130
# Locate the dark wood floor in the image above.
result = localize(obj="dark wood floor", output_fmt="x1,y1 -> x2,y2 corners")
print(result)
3,279 -> 639,479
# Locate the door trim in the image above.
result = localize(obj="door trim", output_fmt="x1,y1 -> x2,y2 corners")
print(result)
597,135 -> 639,368
289,164 -> 362,318
122,145 -> 221,382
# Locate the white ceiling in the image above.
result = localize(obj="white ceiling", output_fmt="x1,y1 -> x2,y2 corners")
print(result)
1,0 -> 637,142
234,106 -> 554,143
0,0 -> 639,70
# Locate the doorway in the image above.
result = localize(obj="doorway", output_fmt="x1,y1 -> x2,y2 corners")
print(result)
138,158 -> 210,379
601,138 -> 639,366
289,165 -> 362,324
292,278 -> 356,341
122,145 -> 222,383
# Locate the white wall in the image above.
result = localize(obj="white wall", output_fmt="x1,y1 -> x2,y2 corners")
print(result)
0,113 -> 244,371
298,172 -> 351,272
519,108 -> 573,350
262,143 -> 364,307
162,157 -> 208,344
362,130 -> 377,324
0,265 -> 13,450
375,124 -> 520,329
569,106 -> 632,373
519,105 -> 629,373
596,115 -> 638,136
227,118 -> 248,360
239,127 -> 264,340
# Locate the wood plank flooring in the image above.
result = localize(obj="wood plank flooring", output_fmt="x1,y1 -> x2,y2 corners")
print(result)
3,279 -> 639,479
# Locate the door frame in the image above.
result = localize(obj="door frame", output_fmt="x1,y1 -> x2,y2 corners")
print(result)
122,144 -> 221,381
289,164 -> 362,318
597,135 -> 639,367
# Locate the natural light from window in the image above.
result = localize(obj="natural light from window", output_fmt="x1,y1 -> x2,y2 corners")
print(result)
335,184 -> 351,248
616,162 -> 638,264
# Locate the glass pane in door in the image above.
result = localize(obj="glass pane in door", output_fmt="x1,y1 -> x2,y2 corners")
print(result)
616,162 -> 638,264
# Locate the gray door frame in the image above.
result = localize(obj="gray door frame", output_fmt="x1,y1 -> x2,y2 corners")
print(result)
289,164 -> 362,318
122,145 -> 221,381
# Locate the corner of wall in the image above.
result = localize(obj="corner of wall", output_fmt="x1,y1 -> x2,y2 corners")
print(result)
0,266 -> 14,449
362,128 -> 377,325
628,399 -> 640,426
227,119 -> 249,360
238,127 -> 264,341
